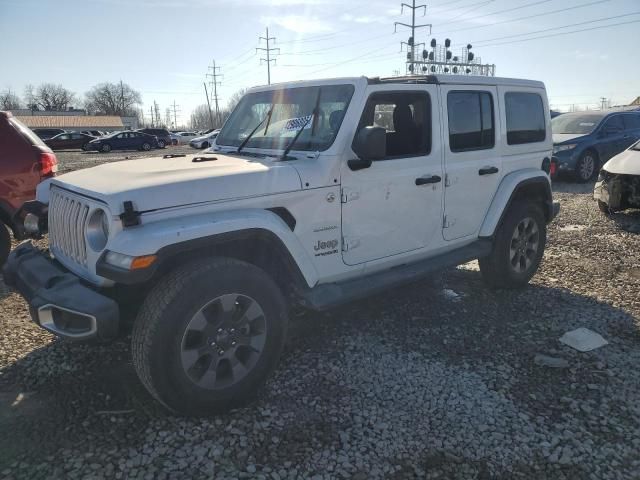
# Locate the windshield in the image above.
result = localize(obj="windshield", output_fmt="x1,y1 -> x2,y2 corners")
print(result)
216,84 -> 355,152
551,113 -> 605,135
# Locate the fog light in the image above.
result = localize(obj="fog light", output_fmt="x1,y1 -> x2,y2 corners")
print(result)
24,213 -> 40,235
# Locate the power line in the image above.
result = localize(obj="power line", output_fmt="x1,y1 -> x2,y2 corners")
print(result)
436,0 -> 555,28
257,27 -> 280,85
467,11 -> 640,46
472,17 -> 640,48
435,0 -> 495,27
440,0 -> 611,35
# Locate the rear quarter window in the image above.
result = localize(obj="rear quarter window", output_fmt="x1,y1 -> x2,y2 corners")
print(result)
505,92 -> 546,145
9,118 -> 46,147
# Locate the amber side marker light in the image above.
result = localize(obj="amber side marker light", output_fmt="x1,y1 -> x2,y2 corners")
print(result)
131,255 -> 158,270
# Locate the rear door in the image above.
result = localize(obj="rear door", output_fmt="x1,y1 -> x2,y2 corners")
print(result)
622,114 -> 640,146
599,114 -> 626,161
340,85 -> 443,265
441,86 -> 501,240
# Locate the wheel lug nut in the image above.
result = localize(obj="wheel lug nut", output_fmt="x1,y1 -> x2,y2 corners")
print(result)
217,328 -> 223,333
210,341 -> 216,346
230,328 -> 235,333
218,350 -> 224,355
231,341 -> 236,346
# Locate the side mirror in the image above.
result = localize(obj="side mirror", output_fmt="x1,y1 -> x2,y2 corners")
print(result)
349,126 -> 386,171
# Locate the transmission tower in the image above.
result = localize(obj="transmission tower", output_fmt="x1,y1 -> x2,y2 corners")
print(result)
206,60 -> 223,124
394,1 -> 430,74
257,27 -> 280,85
170,100 -> 180,129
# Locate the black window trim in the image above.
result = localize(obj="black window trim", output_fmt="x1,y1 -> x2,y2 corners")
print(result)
504,91 -> 547,146
353,89 -> 433,161
621,113 -> 640,131
447,89 -> 495,153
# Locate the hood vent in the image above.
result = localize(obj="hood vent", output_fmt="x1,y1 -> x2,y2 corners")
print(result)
192,156 -> 218,163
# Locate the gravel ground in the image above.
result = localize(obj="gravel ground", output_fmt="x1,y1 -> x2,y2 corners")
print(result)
1,151 -> 639,479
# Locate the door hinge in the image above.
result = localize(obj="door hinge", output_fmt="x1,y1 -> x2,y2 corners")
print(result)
342,236 -> 361,251
341,188 -> 360,203
443,214 -> 455,229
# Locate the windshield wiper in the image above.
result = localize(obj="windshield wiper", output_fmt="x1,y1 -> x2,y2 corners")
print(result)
236,106 -> 273,154
280,89 -> 321,161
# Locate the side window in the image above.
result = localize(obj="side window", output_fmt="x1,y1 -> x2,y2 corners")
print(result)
447,91 -> 494,152
505,92 -> 546,145
116,133 -> 126,139
58,134 -> 70,140
623,114 -> 640,130
603,115 -> 624,132
71,133 -> 83,139
356,91 -> 431,158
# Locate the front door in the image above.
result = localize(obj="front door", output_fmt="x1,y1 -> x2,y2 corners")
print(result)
441,86 -> 502,240
341,85 -> 443,266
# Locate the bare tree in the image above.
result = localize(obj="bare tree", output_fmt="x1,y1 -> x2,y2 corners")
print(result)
189,104 -> 213,131
85,82 -> 142,116
227,88 -> 247,112
34,83 -> 76,111
0,89 -> 21,110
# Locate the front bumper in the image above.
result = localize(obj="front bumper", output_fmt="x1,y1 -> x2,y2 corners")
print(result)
3,242 -> 119,341
552,148 -> 579,172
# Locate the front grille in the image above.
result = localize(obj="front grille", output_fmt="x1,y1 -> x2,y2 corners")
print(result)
48,188 -> 91,266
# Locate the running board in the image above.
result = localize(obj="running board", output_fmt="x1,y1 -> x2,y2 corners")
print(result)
301,239 -> 492,310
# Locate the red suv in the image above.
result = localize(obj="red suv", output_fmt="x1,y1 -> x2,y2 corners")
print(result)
0,111 -> 57,265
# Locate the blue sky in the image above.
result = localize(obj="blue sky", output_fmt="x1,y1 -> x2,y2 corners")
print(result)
1,0 -> 639,125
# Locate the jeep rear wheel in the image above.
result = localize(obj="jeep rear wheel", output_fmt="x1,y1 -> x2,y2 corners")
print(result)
479,202 -> 546,289
131,257 -> 288,415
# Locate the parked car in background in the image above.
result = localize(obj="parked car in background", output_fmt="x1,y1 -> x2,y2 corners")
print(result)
552,110 -> 640,182
137,128 -> 171,148
189,129 -> 219,149
0,111 -> 57,264
87,131 -> 159,153
173,131 -> 198,145
81,130 -> 106,137
45,132 -> 96,151
32,128 -> 65,140
594,140 -> 640,213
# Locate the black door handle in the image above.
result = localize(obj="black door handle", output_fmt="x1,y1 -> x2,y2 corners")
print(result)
479,166 -> 499,175
415,175 -> 441,185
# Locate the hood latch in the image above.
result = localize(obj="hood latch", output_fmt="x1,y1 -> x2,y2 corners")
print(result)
120,201 -> 141,228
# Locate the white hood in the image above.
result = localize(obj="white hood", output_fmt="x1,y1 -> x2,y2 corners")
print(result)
46,153 -> 302,213
552,133 -> 587,144
602,148 -> 640,175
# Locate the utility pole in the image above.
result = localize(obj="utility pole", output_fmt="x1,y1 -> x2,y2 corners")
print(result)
600,97 -> 608,110
206,60 -> 223,124
170,100 -> 180,129
394,1 -> 430,74
257,27 -> 280,85
119,79 -> 125,115
154,101 -> 160,127
203,82 -> 215,129
149,106 -> 155,127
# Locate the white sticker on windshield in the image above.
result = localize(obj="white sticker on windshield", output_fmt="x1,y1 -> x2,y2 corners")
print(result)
579,122 -> 595,127
282,115 -> 313,132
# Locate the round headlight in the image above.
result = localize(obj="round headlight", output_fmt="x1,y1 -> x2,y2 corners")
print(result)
86,208 -> 109,251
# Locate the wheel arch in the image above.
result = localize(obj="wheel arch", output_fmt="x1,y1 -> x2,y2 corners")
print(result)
479,169 -> 553,238
100,208 -> 318,296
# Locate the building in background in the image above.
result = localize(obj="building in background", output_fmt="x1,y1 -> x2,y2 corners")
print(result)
14,115 -> 125,133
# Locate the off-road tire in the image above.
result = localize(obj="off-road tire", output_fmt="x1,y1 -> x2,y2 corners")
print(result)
0,222 -> 11,267
479,201 -> 546,289
131,257 -> 288,416
574,150 -> 598,183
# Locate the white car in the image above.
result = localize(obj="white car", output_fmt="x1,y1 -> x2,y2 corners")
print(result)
594,140 -> 640,212
172,131 -> 198,145
189,130 -> 220,149
6,74 -> 559,415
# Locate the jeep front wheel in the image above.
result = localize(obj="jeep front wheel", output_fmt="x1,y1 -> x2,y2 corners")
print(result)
479,202 -> 546,289
132,257 -> 288,415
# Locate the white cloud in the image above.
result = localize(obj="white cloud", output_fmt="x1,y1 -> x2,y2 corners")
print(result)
261,14 -> 332,34
340,13 -> 387,25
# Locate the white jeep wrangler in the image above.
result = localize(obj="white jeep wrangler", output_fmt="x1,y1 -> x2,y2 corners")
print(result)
5,75 -> 559,415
